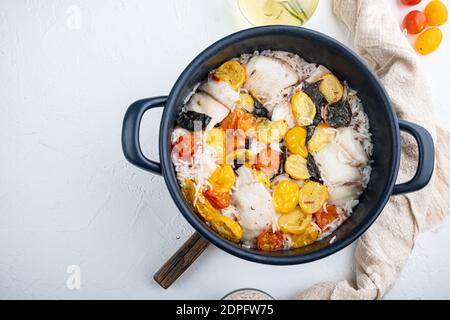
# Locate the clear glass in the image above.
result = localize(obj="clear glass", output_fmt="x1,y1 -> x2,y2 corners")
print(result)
238,0 -> 319,26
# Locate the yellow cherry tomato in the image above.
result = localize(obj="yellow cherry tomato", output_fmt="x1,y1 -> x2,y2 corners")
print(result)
256,118 -> 289,144
289,225 -> 319,248
206,128 -> 226,163
285,154 -> 310,180
209,164 -> 235,193
307,124 -> 336,153
415,27 -> 443,55
291,91 -> 316,126
252,170 -> 271,189
425,1 -> 448,26
181,179 -> 197,205
273,180 -> 300,213
238,93 -> 255,113
285,127 -> 308,158
209,215 -> 243,243
181,180 -> 219,222
298,181 -> 328,214
278,207 -> 313,235
319,73 -> 344,104
213,61 -> 246,91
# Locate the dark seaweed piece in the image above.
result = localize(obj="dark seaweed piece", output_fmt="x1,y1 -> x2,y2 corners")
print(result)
277,145 -> 287,176
307,154 -> 322,182
176,111 -> 211,132
302,82 -> 327,125
325,100 -> 352,128
244,137 -> 250,150
253,100 -> 269,118
306,125 -> 316,144
233,159 -> 243,171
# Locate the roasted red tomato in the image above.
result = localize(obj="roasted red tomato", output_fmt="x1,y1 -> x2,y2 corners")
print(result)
314,204 -> 338,229
203,189 -> 231,209
220,111 -> 238,130
256,147 -> 280,176
256,230 -> 284,251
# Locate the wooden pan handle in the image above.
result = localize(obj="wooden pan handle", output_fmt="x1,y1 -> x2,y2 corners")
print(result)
153,232 -> 210,289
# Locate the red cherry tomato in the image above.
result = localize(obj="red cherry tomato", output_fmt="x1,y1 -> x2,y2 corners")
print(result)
256,230 -> 284,251
314,204 -> 338,229
400,0 -> 422,5
203,189 -> 230,209
403,10 -> 427,34
256,147 -> 281,176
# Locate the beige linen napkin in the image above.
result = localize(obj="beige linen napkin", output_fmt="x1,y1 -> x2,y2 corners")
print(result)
298,0 -> 450,300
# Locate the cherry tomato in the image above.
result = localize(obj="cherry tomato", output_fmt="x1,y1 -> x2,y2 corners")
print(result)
257,230 -> 284,251
203,189 -> 230,209
171,134 -> 196,162
403,10 -> 427,34
210,215 -> 243,243
425,0 -> 448,26
415,27 -> 443,55
212,60 -> 246,91
208,164 -> 236,193
220,111 -> 238,130
315,204 -> 338,229
298,181 -> 328,214
236,113 -> 256,135
400,0 -> 422,5
285,127 -> 308,158
272,180 -> 299,213
256,147 -> 280,176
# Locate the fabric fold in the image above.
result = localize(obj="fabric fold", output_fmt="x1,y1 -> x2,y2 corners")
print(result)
297,0 -> 449,300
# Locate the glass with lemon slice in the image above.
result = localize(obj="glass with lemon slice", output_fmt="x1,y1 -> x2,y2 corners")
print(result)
238,0 -> 319,26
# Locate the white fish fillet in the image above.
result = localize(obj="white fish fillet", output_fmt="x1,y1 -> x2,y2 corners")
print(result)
336,127 -> 369,166
199,80 -> 240,111
185,92 -> 230,130
232,167 -> 279,241
314,142 -> 362,186
306,65 -> 331,83
329,184 -> 363,205
244,56 -> 298,104
271,100 -> 296,128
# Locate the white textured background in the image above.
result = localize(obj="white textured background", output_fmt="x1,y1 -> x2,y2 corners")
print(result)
0,0 -> 449,299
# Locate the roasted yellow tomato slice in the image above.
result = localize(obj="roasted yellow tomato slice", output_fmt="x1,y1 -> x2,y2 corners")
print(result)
298,181 -> 328,214
208,164 -> 235,193
181,179 -> 197,205
319,73 -> 344,104
206,128 -> 226,163
209,215 -> 243,243
195,196 -> 220,221
278,207 -> 313,235
256,118 -> 288,144
285,155 -> 310,180
181,180 -> 219,222
252,170 -> 271,189
238,93 -> 255,113
307,124 -> 336,153
291,91 -> 316,126
273,180 -> 300,213
213,61 -> 246,91
290,225 -> 319,248
285,127 -> 308,158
